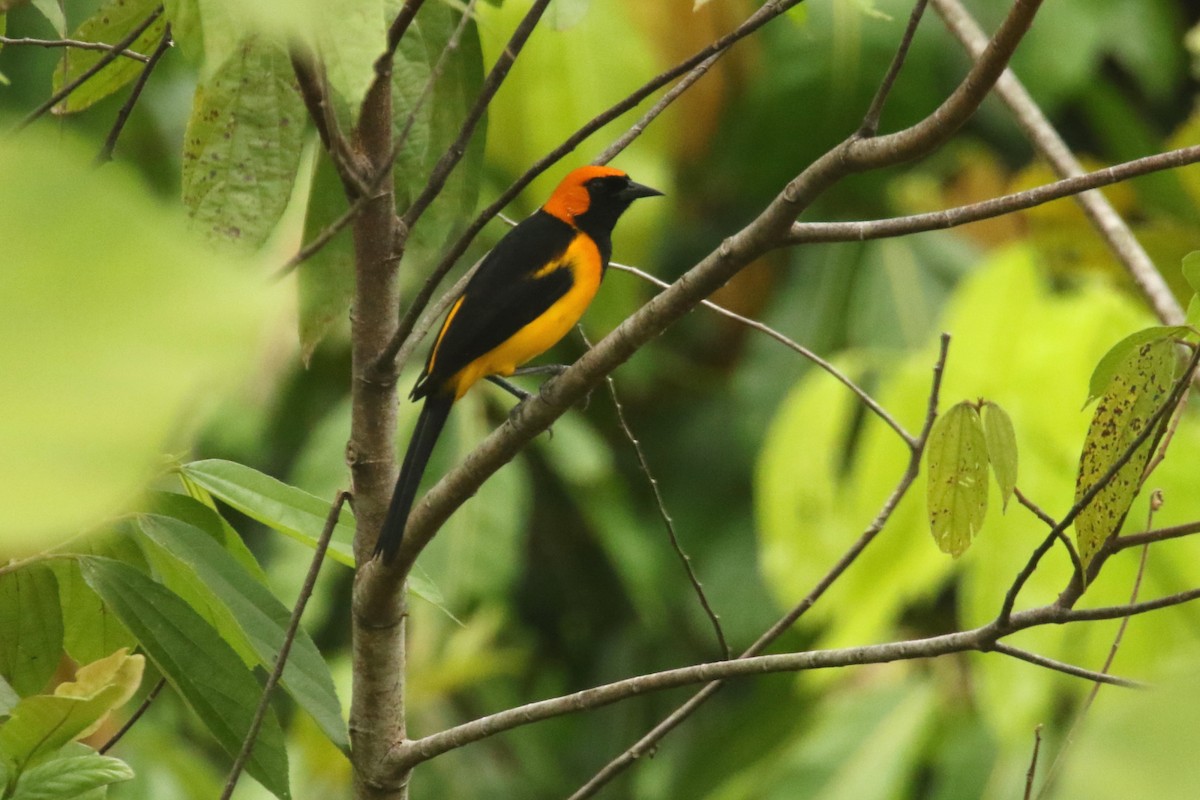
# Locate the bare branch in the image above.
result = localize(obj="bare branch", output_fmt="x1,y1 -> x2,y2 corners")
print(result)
931,0 -> 1184,327
1113,520 -> 1200,551
387,569 -> 1197,779
785,144 -> 1200,246
291,50 -> 370,198
858,0 -> 931,138
220,491 -> 345,800
0,35 -> 149,61
579,327 -> 729,659
1024,726 -> 1044,800
991,643 -> 1142,689
95,25 -> 173,165
98,678 -> 166,754
398,0 -> 552,234
610,261 -> 914,444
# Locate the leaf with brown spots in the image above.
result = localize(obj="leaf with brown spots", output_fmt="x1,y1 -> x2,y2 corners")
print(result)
1074,337 -> 1178,569
926,401 -> 989,558
181,37 -> 305,247
51,0 -> 166,114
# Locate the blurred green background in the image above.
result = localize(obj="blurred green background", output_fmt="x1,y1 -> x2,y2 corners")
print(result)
4,0 -> 1200,797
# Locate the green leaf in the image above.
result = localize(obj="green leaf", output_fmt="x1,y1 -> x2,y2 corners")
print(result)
11,753 -> 134,800
1074,337 -> 1177,568
0,649 -> 143,771
0,134 -> 269,546
297,153 -> 356,364
137,515 -> 348,751
182,36 -> 306,247
1086,325 -> 1188,406
1187,293 -> 1200,329
146,492 -> 267,584
78,557 -> 290,800
179,459 -> 356,566
1183,251 -> 1200,293
926,402 -> 989,557
0,674 -> 19,716
317,0 -> 385,116
981,401 -> 1018,511
51,0 -> 165,114
51,560 -> 135,667
0,565 -> 63,697
29,0 -> 66,35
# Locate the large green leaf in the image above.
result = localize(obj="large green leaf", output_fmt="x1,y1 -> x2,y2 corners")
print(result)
0,565 -> 62,697
179,459 -> 356,565
10,752 -> 134,800
51,559 -> 135,668
182,36 -> 306,247
78,558 -> 290,800
1074,336 -> 1177,568
146,492 -> 267,583
296,152 -> 356,364
317,0 -> 385,116
926,402 -> 989,558
0,134 -> 269,546
137,515 -> 348,751
51,0 -> 165,114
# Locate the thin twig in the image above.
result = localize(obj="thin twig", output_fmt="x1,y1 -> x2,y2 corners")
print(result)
579,327 -> 730,660
398,0 -> 552,234
17,6 -> 164,130
1113,519 -> 1200,551
1036,497 -> 1159,798
610,261 -> 914,445
858,0 -> 931,137
931,0 -> 1184,327
95,25 -> 172,165
563,335 -> 950,799
1014,486 -> 1084,581
991,643 -> 1142,689
592,51 -> 723,166
98,678 -> 166,754
785,144 -> 1200,246
0,36 -> 149,61
219,491 -> 346,800
1024,725 -> 1044,800
291,50 -> 370,198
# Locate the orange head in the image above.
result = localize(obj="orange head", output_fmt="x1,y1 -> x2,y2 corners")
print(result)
541,166 -> 662,232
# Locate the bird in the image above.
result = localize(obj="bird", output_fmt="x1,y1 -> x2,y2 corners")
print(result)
373,165 -> 662,562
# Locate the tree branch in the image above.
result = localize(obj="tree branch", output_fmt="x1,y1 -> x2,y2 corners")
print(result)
0,35 -> 149,61
785,147 -> 1200,246
383,577 -> 1193,778
930,0 -> 1184,327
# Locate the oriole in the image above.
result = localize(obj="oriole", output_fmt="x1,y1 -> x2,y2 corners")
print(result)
374,165 -> 662,562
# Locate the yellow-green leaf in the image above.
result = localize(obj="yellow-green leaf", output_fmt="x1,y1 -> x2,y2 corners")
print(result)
1074,337 -> 1177,568
982,401 -> 1018,511
0,565 -> 62,697
1086,326 -> 1187,406
926,402 -> 989,557
51,0 -> 165,114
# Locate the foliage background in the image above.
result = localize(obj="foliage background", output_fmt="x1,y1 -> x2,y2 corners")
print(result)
3,0 -> 1200,797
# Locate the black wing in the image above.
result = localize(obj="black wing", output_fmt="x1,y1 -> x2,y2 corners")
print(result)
415,211 -> 578,397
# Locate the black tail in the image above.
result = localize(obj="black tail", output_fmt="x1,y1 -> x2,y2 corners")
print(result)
374,393 -> 453,562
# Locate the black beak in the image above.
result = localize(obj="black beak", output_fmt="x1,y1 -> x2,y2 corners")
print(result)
620,180 -> 664,201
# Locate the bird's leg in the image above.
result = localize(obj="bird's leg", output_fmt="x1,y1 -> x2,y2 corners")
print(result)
486,375 -> 531,402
